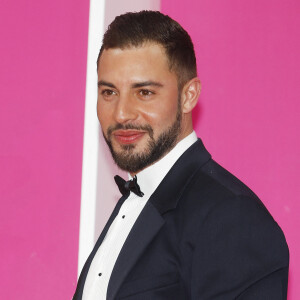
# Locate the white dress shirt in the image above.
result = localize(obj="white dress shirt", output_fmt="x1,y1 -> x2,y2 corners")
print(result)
82,131 -> 197,300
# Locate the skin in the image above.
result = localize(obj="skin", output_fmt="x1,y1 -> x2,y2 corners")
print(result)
97,42 -> 201,176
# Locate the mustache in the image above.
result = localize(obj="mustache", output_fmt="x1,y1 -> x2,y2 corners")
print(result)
107,123 -> 154,139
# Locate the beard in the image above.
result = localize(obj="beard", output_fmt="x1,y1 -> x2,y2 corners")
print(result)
103,102 -> 182,173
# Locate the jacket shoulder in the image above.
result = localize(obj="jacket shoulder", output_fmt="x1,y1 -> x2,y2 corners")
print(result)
176,158 -> 289,266
175,159 -> 289,298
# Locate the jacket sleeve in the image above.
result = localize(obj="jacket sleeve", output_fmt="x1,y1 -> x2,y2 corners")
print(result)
190,195 -> 289,300
236,266 -> 289,299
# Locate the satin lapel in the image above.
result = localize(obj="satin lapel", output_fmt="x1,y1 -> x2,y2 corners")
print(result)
107,202 -> 164,300
73,194 -> 128,300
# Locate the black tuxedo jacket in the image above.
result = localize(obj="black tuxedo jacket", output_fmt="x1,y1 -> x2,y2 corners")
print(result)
74,139 -> 289,299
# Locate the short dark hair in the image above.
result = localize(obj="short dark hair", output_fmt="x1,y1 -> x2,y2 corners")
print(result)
97,10 -> 197,90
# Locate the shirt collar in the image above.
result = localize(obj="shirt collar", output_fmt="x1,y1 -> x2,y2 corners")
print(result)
128,131 -> 198,199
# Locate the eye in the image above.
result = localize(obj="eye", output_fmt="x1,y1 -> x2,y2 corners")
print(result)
139,89 -> 154,97
101,89 -> 116,97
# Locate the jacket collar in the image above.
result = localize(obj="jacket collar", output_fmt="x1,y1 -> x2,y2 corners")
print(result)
150,138 -> 211,214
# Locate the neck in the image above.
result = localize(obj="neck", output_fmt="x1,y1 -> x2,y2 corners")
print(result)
129,128 -> 195,177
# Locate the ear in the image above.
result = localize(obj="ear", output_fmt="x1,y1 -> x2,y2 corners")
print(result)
181,77 -> 201,114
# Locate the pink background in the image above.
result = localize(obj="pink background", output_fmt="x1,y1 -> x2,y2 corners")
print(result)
161,0 -> 299,298
0,0 -> 89,299
1,0 -> 299,299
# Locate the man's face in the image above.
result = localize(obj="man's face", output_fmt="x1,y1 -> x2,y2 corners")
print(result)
97,43 -> 182,174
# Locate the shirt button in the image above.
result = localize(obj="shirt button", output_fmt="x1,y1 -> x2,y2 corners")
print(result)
98,273 -> 102,276
122,215 -> 125,219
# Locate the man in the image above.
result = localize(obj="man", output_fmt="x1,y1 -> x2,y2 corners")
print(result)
74,11 -> 289,300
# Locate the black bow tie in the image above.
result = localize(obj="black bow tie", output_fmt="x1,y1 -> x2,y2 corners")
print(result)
114,175 -> 144,197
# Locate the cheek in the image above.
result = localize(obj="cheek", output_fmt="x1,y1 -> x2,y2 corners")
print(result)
158,92 -> 180,118
97,101 -> 110,131
141,100 -> 178,130
96,101 -> 101,120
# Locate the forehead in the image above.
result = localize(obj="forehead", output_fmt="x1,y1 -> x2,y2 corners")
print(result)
97,43 -> 177,85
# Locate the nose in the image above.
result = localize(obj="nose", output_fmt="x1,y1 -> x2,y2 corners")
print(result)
113,94 -> 138,124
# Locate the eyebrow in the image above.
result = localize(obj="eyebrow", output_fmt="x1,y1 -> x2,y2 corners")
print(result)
97,80 -> 163,89
131,81 -> 163,88
98,80 -> 116,88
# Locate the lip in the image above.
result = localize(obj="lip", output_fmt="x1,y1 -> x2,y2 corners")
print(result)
113,130 -> 146,144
